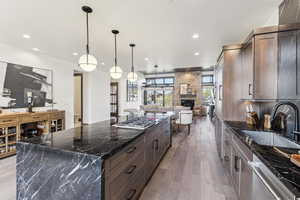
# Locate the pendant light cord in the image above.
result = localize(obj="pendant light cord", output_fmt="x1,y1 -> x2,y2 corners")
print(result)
86,12 -> 90,55
131,45 -> 134,73
114,34 -> 118,69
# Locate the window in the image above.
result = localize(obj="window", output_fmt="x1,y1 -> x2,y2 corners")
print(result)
164,77 -> 174,85
145,77 -> 174,86
144,77 -> 174,106
201,75 -> 214,85
127,81 -> 138,102
201,85 -> 214,104
144,88 -> 174,106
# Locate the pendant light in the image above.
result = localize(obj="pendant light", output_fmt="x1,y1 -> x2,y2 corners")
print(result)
110,30 -> 123,79
127,43 -> 138,82
78,6 -> 98,72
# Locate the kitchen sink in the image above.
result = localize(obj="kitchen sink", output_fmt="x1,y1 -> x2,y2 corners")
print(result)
242,130 -> 300,149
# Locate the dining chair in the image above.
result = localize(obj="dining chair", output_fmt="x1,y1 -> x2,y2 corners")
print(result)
175,110 -> 193,135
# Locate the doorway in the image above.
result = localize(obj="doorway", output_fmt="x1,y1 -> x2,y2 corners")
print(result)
74,73 -> 83,127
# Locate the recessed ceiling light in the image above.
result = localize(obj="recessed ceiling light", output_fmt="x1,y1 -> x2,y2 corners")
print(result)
101,62 -> 105,65
194,52 -> 200,56
192,33 -> 199,39
23,34 -> 31,39
32,48 -> 40,52
145,57 -> 149,61
72,52 -> 78,56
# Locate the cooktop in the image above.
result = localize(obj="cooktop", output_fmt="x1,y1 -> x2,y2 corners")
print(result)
113,117 -> 156,130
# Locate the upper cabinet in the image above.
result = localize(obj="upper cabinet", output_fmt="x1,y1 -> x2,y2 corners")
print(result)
278,30 -> 300,100
241,41 -> 254,99
241,31 -> 278,100
254,33 -> 278,99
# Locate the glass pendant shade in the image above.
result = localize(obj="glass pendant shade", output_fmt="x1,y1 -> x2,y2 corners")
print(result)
78,54 -> 98,72
127,72 -> 138,82
110,66 -> 123,79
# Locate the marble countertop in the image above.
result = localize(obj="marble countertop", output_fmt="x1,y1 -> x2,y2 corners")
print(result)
18,113 -> 172,159
224,121 -> 300,197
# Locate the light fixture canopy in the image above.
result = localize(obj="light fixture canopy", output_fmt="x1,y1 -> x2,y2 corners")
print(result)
127,43 -> 138,82
78,6 -> 97,72
110,30 -> 123,79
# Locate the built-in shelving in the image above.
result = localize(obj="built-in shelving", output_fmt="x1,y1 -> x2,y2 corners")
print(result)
110,82 -> 119,125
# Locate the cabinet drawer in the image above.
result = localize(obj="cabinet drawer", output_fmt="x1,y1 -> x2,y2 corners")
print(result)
49,111 -> 65,120
108,136 -> 145,171
0,116 -> 17,124
112,167 -> 145,200
0,122 -> 18,128
20,113 -> 48,123
109,152 -> 145,199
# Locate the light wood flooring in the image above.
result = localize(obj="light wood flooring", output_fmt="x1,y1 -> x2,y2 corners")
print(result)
0,117 -> 237,200
140,117 -> 238,200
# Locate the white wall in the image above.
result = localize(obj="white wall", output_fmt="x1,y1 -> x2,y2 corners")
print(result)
0,42 -> 111,128
0,43 -> 74,128
83,69 -> 110,124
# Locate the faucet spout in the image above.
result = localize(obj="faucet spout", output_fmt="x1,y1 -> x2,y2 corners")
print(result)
271,102 -> 300,141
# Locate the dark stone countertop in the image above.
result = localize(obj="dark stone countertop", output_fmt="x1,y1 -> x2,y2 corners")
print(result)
224,121 -> 300,197
18,113 -> 172,159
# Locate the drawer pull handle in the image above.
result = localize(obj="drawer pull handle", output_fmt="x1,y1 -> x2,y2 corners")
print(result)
126,147 -> 137,154
125,165 -> 137,174
125,189 -> 136,200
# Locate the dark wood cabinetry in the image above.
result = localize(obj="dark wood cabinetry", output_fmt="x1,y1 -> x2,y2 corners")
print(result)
241,41 -> 254,99
241,32 -> 278,100
278,30 -> 300,99
215,45 -> 244,121
254,33 -> 278,99
105,118 -> 171,200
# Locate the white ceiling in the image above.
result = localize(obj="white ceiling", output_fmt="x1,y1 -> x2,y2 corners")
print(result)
0,0 -> 281,72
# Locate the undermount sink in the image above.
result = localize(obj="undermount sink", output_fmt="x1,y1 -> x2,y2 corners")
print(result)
242,130 -> 300,149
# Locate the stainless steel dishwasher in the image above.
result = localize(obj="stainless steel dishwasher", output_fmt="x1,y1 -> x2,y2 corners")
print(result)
248,155 -> 296,200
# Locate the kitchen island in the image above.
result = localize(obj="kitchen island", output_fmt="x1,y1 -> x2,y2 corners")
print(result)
16,114 -> 172,200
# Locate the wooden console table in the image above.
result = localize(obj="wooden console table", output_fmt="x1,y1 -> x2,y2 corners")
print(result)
0,110 -> 65,159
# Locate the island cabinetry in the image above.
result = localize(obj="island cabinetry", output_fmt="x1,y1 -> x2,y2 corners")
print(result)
105,135 -> 146,200
145,118 -> 170,183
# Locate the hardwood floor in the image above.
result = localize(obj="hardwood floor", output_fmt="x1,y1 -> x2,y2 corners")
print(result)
0,117 -> 237,200
0,155 -> 16,200
140,117 -> 238,200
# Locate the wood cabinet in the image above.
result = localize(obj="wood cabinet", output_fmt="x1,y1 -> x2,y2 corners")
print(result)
223,127 -> 232,174
214,116 -> 223,158
0,110 -> 65,159
240,32 -> 278,100
241,41 -> 254,99
223,46 -> 244,121
145,118 -> 171,182
105,118 -> 171,200
254,33 -> 278,99
278,30 -> 300,99
215,45 -> 244,121
215,56 -> 223,119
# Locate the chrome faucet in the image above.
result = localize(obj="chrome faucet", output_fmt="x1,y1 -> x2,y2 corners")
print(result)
271,102 -> 300,141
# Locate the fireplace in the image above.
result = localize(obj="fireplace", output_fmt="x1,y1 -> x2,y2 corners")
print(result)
181,99 -> 195,110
